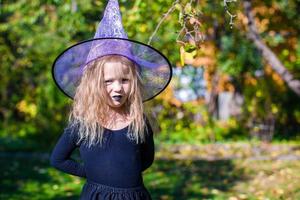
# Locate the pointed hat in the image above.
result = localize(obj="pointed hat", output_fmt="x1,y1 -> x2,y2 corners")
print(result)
52,0 -> 172,102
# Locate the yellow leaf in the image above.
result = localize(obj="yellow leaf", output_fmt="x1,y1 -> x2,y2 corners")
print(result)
184,3 -> 192,14
211,189 -> 219,194
180,46 -> 185,66
16,100 -> 37,118
256,90 -> 262,97
175,3 -> 182,11
271,104 -> 278,114
238,194 -> 248,199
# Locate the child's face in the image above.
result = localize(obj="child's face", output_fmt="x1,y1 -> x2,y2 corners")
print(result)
103,61 -> 131,109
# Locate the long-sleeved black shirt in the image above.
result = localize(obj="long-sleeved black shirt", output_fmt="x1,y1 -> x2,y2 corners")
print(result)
50,119 -> 154,188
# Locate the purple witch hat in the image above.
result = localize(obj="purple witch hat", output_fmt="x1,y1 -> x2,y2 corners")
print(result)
52,0 -> 172,102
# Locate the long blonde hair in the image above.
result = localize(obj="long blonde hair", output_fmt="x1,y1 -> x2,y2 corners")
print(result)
68,55 -> 147,148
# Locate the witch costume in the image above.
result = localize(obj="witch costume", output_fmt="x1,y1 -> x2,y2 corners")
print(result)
50,0 -> 172,199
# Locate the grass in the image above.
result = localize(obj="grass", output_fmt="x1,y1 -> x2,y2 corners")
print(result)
145,159 -> 300,200
1,143 -> 299,200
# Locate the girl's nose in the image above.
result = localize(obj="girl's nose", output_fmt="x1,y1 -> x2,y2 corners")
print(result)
112,81 -> 122,91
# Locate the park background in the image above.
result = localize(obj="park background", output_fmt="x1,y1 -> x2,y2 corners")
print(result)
0,0 -> 299,199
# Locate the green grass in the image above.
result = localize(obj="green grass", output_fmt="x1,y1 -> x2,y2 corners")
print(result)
145,159 -> 300,200
0,156 -> 82,200
1,144 -> 300,200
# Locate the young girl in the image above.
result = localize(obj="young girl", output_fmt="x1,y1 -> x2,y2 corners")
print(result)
51,55 -> 156,199
50,1 -> 172,199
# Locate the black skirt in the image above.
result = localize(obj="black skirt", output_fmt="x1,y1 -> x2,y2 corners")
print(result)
79,180 -> 152,200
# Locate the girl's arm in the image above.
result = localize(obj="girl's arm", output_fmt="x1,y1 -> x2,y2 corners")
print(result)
50,125 -> 86,178
141,118 -> 155,172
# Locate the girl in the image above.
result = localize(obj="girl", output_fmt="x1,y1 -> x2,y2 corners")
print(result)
50,55 -> 156,199
50,0 -> 172,199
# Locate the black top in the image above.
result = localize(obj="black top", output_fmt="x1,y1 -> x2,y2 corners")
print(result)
50,118 -> 154,188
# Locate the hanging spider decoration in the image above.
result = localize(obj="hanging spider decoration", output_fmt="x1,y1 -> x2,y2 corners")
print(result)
223,0 -> 237,29
147,0 -> 238,66
148,0 -> 204,49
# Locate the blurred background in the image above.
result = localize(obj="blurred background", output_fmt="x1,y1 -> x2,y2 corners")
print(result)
0,0 -> 299,199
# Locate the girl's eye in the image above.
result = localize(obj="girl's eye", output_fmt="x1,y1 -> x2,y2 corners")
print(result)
122,78 -> 129,82
105,80 -> 112,84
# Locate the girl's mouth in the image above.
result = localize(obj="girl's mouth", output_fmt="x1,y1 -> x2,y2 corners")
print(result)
112,95 -> 123,101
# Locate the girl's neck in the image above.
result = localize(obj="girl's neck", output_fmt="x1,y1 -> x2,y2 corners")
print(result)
101,107 -> 132,130
108,106 -> 130,120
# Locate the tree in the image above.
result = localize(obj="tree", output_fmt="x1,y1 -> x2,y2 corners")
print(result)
243,0 -> 300,96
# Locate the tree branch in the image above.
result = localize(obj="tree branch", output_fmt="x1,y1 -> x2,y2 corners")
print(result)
147,0 -> 179,45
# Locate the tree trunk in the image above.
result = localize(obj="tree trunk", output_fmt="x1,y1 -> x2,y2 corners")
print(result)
243,0 -> 300,97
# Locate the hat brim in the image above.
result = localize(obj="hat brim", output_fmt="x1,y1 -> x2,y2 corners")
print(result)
52,37 -> 173,102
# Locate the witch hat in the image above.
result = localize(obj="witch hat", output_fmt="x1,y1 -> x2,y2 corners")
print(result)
52,0 -> 172,101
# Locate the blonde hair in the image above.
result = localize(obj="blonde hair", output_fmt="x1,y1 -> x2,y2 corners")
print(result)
68,55 -> 147,148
